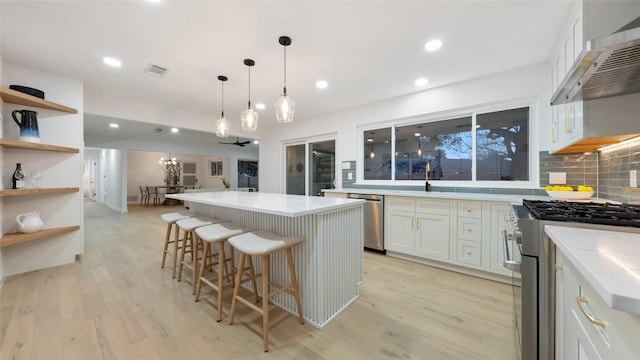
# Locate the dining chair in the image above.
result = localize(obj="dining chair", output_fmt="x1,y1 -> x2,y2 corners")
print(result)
139,185 -> 149,206
146,186 -> 161,207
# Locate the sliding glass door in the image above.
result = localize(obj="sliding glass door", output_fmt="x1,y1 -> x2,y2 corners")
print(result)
285,137 -> 336,196
309,140 -> 335,196
286,144 -> 306,195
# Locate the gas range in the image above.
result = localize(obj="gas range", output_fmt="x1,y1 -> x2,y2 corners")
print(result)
506,199 -> 640,360
522,199 -> 640,227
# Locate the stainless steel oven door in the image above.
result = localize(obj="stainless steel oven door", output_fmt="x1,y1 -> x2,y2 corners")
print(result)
502,230 -> 523,356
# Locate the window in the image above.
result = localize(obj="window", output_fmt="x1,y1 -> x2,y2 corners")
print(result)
395,117 -> 472,181
360,105 -> 530,183
363,128 -> 392,180
476,107 -> 529,181
209,160 -> 223,176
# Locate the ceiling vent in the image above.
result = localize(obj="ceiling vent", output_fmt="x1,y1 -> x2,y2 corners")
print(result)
144,63 -> 169,77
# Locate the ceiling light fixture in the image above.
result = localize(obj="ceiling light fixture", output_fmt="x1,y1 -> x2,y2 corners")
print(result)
417,143 -> 423,156
241,59 -> 258,131
425,39 -> 442,52
109,123 -> 119,128
275,36 -> 295,123
255,103 -> 266,110
316,80 -> 328,89
369,147 -> 375,159
215,75 -> 230,138
171,127 -> 179,133
415,78 -> 429,87
253,140 -> 259,145
103,57 -> 122,67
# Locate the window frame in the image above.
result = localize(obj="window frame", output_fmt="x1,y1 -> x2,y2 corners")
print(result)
356,98 -> 538,189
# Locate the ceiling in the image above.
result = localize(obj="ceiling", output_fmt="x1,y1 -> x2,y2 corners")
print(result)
1,1 -> 574,150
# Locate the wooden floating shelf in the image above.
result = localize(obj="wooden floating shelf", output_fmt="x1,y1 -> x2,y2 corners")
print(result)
0,87 -> 78,114
0,187 -> 79,197
0,138 -> 79,153
0,225 -> 81,248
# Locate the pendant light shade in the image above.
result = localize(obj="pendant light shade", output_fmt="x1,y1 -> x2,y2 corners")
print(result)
215,75 -> 230,138
241,59 -> 259,131
275,36 -> 295,123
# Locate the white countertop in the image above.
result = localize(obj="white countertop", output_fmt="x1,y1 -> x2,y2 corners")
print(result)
167,191 -> 364,217
545,225 -> 640,315
323,188 -> 550,204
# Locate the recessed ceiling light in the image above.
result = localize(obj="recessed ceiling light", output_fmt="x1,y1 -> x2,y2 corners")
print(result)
171,127 -> 179,133
103,57 -> 122,67
253,140 -> 259,145
415,78 -> 429,87
109,123 -> 119,128
255,103 -> 266,110
367,138 -> 373,142
425,39 -> 442,52
414,132 -> 421,137
316,80 -> 328,89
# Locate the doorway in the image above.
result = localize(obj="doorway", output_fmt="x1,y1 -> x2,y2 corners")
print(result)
285,137 -> 336,196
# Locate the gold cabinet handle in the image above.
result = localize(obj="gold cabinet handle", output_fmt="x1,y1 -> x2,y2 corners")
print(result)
467,228 -> 472,233
411,217 -> 414,229
555,264 -> 563,272
576,296 -> 606,328
466,251 -> 472,255
565,105 -> 574,134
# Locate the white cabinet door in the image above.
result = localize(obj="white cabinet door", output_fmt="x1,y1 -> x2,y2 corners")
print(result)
415,213 -> 450,260
488,203 -> 519,277
384,210 -> 415,254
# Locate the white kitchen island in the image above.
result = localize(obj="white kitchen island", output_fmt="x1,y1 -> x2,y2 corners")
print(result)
166,191 -> 365,329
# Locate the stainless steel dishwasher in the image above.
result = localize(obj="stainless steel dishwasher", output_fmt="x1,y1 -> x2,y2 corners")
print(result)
346,193 -> 385,253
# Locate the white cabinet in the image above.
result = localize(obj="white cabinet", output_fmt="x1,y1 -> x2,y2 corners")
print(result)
556,250 -> 640,359
385,197 -> 452,262
549,1 -> 640,154
486,202 -> 519,277
385,196 -> 516,280
456,201 -> 482,268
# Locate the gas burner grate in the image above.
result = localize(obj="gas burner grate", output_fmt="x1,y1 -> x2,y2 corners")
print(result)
522,200 -> 640,227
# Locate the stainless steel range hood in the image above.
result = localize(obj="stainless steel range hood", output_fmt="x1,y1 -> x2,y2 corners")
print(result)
551,16 -> 640,105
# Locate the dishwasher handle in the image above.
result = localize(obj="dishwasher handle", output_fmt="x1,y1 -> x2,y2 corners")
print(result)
346,193 -> 383,201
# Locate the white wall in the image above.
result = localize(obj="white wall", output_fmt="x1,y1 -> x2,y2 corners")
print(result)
258,63 -> 550,193
1,62 -> 84,277
127,150 -> 232,203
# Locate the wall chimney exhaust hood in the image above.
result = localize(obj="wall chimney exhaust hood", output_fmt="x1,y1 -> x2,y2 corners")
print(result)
551,16 -> 640,105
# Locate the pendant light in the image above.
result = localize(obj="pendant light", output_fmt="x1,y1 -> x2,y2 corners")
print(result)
241,59 -> 258,131
275,36 -> 295,123
215,75 -> 230,138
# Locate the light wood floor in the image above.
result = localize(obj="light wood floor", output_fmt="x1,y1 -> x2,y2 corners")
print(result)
1,200 -> 520,359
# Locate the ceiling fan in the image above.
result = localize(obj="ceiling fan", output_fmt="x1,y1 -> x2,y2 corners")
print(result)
219,137 -> 251,147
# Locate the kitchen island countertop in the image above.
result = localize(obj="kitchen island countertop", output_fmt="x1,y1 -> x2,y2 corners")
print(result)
167,191 -> 364,217
545,225 -> 640,315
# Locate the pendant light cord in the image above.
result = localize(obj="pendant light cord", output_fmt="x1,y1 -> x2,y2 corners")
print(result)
221,81 -> 225,117
283,45 -> 287,95
247,65 -> 252,109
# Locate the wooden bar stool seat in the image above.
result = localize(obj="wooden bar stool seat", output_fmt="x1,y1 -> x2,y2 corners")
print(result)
160,212 -> 192,278
194,222 -> 258,322
228,230 -> 304,352
176,215 -> 222,294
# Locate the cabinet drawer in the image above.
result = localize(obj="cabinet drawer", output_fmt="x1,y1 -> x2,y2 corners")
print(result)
457,217 -> 482,242
415,199 -> 450,215
457,240 -> 482,267
457,201 -> 482,219
386,197 -> 415,212
568,264 -> 640,358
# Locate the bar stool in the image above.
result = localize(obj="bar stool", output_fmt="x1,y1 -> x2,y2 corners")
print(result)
194,222 -> 258,322
160,212 -> 192,278
228,230 -> 304,352
176,215 -> 222,294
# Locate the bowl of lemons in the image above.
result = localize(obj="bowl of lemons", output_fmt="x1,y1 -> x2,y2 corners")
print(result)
545,185 -> 594,200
